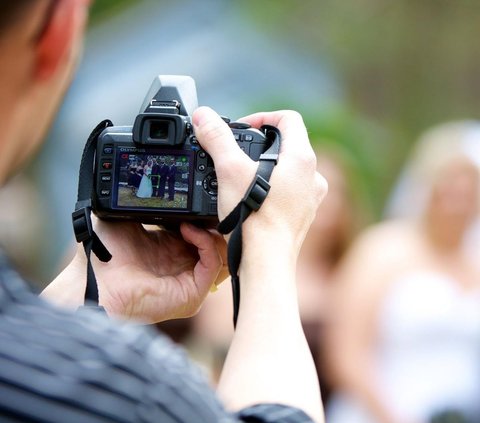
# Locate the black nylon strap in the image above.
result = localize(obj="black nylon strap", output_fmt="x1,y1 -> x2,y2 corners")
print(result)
72,120 -> 114,305
217,125 -> 281,327
77,120 -> 113,202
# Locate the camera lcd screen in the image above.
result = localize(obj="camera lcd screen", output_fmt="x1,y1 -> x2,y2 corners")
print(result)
114,150 -> 191,210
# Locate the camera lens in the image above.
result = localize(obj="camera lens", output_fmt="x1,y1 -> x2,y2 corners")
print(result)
149,120 -> 169,139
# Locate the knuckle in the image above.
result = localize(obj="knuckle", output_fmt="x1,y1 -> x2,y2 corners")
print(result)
315,172 -> 329,202
214,154 -> 245,177
305,149 -> 318,172
280,109 -> 304,123
289,147 -> 317,173
183,303 -> 200,318
197,119 -> 227,144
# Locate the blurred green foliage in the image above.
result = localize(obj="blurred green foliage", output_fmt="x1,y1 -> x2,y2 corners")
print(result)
241,0 -> 480,218
244,0 -> 480,131
89,0 -> 137,25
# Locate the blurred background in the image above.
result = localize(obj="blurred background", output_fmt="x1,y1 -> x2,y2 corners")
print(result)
3,1 -> 480,421
3,0 -> 480,286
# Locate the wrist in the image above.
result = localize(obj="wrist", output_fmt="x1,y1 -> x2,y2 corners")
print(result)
239,228 -> 298,292
41,253 -> 86,309
241,219 -> 302,260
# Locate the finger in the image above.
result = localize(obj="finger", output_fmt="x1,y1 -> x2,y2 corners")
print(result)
214,267 -> 230,287
208,229 -> 228,265
208,229 -> 229,286
180,222 -> 223,295
192,106 -> 251,173
239,110 -> 311,154
237,110 -> 284,127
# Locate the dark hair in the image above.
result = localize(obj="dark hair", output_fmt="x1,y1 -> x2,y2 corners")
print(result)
0,1 -> 42,35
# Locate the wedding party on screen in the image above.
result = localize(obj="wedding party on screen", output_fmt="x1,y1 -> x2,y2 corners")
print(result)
116,152 -> 190,210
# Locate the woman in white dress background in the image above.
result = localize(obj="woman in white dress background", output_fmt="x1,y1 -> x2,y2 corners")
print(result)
325,121 -> 480,423
136,160 -> 153,198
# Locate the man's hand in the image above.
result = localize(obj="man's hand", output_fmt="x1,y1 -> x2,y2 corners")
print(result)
192,107 -> 327,252
43,219 -> 227,323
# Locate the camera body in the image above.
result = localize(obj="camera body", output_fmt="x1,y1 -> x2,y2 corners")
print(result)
92,75 -> 270,225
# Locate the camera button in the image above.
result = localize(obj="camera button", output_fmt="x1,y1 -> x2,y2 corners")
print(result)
230,122 -> 251,129
100,189 -> 110,196
243,134 -> 253,141
209,178 -> 218,191
198,164 -> 206,172
198,151 -> 207,159
103,146 -> 113,154
102,161 -> 113,170
101,174 -> 111,182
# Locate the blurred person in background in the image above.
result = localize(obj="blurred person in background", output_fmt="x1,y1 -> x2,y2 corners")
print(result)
295,145 -> 369,405
0,1 -> 328,422
324,121 -> 480,423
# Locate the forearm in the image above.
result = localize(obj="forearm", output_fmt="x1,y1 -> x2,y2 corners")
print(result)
217,234 -> 324,423
41,250 -> 86,308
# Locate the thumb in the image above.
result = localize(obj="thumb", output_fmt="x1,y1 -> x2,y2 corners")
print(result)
192,106 -> 250,176
192,106 -> 257,220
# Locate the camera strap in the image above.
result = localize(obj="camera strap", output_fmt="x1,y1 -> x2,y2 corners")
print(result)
72,120 -> 114,305
217,125 -> 281,327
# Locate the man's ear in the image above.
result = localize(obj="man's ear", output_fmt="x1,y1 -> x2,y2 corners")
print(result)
35,0 -> 84,81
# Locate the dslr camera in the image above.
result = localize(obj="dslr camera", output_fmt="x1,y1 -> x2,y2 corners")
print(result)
92,75 -> 272,225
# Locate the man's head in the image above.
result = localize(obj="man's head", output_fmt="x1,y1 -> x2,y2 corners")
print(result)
0,0 -> 90,184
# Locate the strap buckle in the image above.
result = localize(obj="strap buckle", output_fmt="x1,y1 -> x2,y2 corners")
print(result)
242,174 -> 271,211
72,200 -> 93,243
259,152 -> 279,164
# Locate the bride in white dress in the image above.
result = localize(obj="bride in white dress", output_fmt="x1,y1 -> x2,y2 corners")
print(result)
325,121 -> 480,423
136,161 -> 153,198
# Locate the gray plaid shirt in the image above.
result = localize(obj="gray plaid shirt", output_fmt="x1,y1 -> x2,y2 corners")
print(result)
0,254 -> 313,423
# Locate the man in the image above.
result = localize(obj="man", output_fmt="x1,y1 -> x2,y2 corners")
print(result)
150,158 -> 161,197
0,1 -> 327,422
167,157 -> 177,201
158,157 -> 169,199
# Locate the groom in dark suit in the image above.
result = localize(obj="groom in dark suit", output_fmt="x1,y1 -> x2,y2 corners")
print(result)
151,159 -> 161,197
157,159 -> 169,199
167,158 -> 177,201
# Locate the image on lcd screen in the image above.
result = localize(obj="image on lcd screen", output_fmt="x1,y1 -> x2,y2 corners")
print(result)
116,152 -> 190,210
